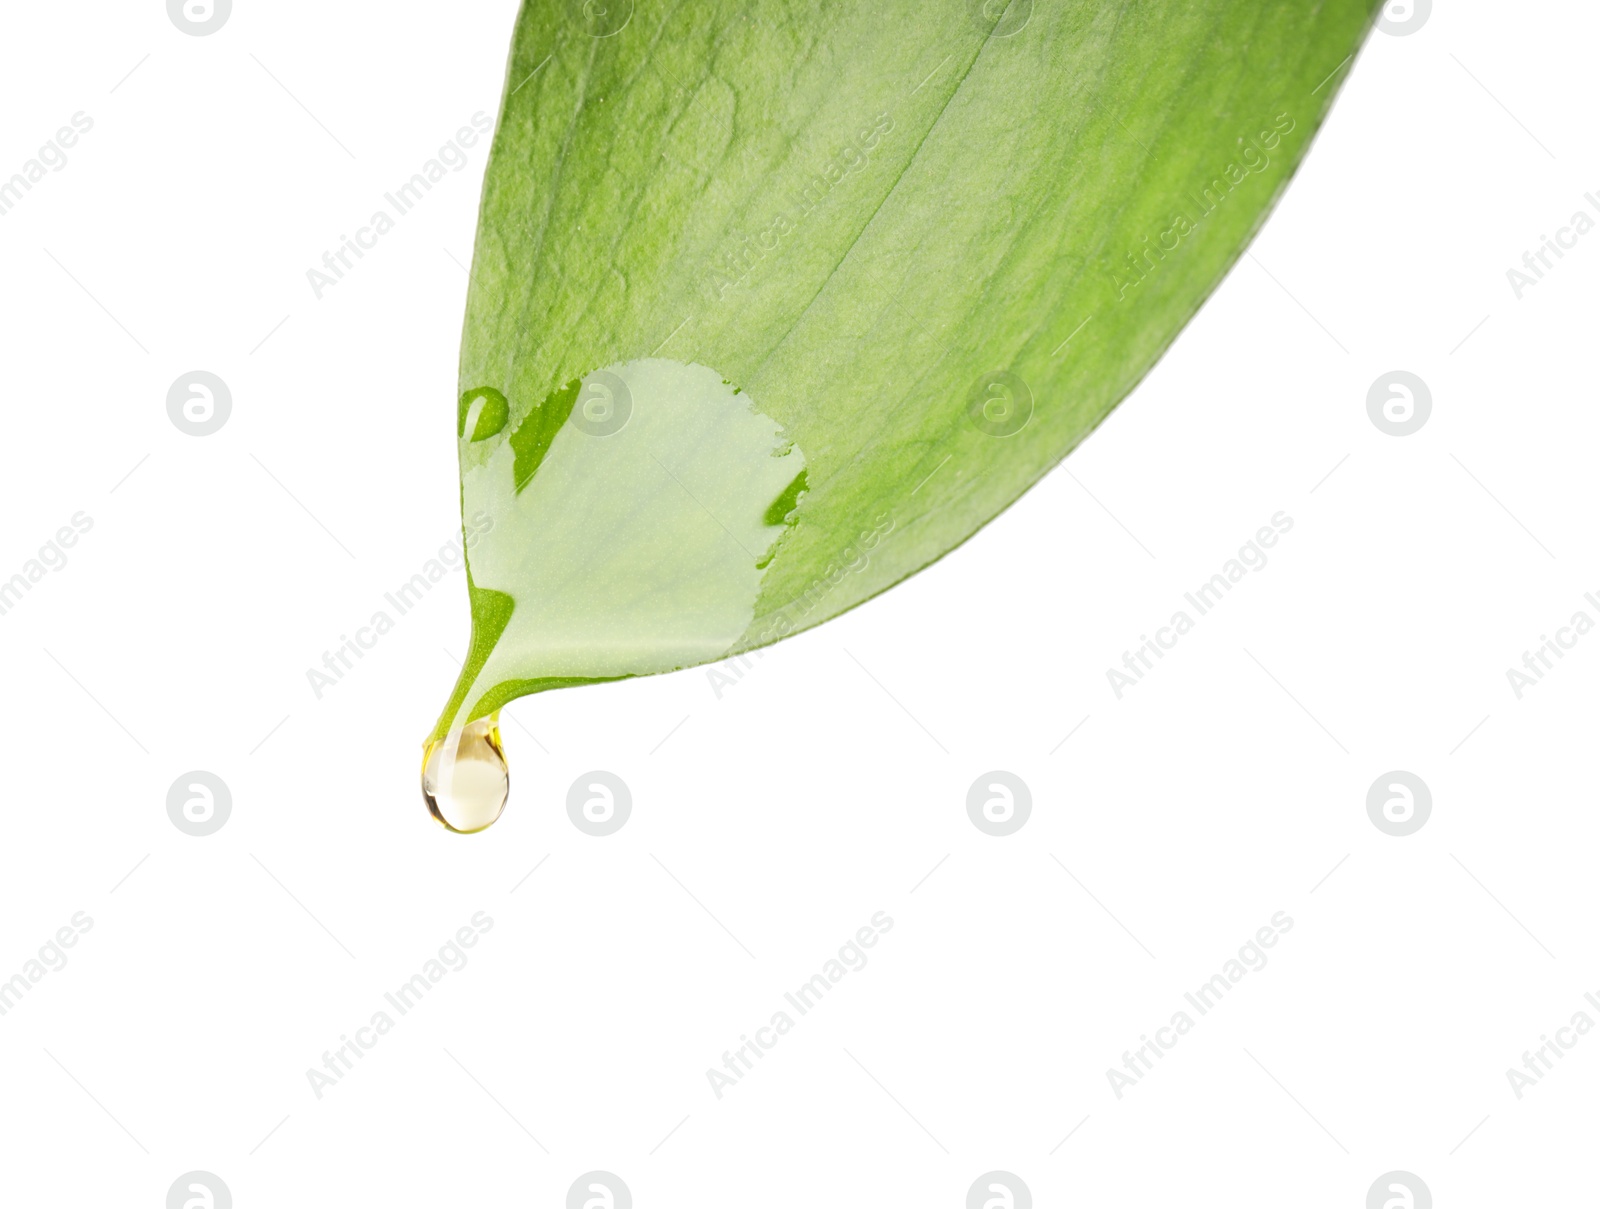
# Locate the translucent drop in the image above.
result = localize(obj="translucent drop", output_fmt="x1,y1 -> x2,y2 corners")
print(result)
421,715 -> 509,834
429,357 -> 805,833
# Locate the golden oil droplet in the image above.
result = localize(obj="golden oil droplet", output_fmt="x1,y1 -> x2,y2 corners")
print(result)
421,715 -> 509,834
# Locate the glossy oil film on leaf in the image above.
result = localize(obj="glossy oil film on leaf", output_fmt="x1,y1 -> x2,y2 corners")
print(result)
423,0 -> 1380,829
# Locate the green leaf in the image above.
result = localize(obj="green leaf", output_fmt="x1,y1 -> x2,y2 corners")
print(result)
430,0 -> 1378,743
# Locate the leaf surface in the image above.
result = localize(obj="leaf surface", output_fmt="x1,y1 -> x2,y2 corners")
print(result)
432,0 -> 1377,739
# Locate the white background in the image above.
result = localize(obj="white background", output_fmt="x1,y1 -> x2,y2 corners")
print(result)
0,1 -> 1594,1205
